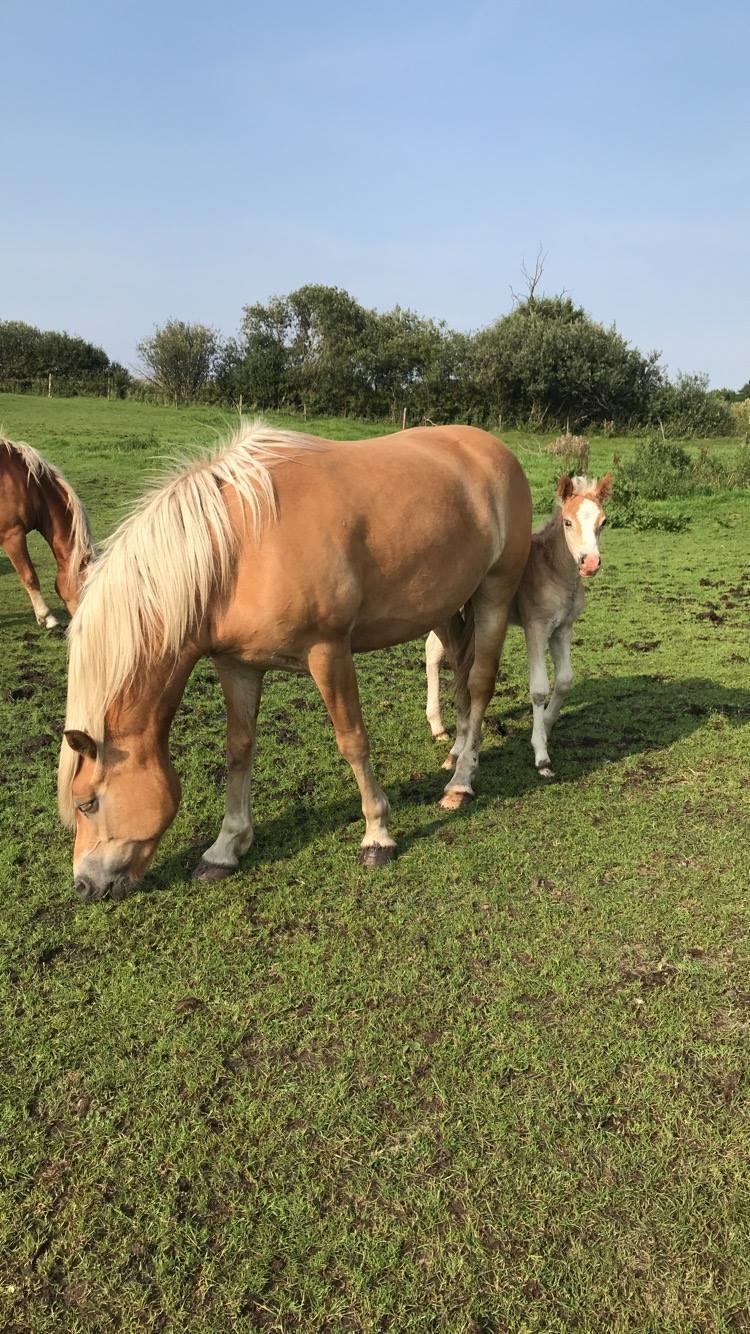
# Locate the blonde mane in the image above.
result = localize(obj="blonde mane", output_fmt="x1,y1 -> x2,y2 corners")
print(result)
0,435 -> 95,576
58,421 -> 320,826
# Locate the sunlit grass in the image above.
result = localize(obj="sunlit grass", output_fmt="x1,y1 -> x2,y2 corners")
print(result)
1,395 -> 750,1330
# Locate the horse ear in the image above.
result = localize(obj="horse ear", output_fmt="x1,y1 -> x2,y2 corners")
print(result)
64,729 -> 97,761
557,473 -> 575,500
597,472 -> 613,502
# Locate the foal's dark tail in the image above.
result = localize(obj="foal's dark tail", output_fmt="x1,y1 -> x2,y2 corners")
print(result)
445,599 -> 475,718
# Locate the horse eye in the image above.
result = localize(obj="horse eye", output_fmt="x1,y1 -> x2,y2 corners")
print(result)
600,517 -> 608,529
564,519 -> 573,528
77,797 -> 98,816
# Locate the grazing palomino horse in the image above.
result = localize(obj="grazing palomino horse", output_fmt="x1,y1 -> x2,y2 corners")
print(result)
59,423 -> 531,900
426,472 -> 611,777
0,436 -> 94,629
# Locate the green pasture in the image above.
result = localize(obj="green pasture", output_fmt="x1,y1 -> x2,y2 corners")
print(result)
1,394 -> 749,1330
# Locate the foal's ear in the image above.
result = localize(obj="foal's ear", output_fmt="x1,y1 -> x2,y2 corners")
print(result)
64,729 -> 97,761
597,472 -> 613,502
557,473 -> 575,500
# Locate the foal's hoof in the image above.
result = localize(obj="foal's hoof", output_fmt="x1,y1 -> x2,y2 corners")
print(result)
358,843 -> 395,868
434,731 -> 451,743
440,789 -> 473,811
192,859 -> 236,883
441,753 -> 457,771
536,764 -> 555,779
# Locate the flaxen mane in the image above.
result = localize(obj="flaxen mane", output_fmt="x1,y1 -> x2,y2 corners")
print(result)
58,421 -> 320,826
0,435 -> 95,577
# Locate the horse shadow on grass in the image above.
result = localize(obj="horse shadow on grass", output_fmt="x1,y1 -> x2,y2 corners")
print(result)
145,672 -> 750,892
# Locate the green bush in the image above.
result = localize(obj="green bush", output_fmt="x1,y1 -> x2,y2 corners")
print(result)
607,500 -> 691,532
618,438 -> 693,500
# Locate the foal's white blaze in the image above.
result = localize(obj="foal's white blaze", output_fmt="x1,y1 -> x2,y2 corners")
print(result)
569,498 -> 602,577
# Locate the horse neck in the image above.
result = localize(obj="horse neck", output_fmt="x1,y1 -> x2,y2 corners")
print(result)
106,647 -> 199,755
35,475 -> 78,567
542,510 -> 579,589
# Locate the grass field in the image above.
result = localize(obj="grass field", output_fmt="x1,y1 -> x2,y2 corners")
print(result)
1,393 -> 750,1331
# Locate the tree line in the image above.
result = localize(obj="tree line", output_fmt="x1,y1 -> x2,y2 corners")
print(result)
2,287 -> 747,435
0,320 -> 130,397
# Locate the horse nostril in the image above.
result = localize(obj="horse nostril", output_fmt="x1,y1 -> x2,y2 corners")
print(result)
75,876 -> 95,901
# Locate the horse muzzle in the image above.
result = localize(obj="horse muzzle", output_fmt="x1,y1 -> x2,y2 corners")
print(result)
579,553 -> 601,578
74,872 -> 138,903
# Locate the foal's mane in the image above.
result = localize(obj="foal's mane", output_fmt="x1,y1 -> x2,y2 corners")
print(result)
0,434 -> 94,575
58,421 -> 320,826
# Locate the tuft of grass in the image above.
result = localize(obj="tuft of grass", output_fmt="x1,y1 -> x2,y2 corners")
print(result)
1,394 -> 750,1330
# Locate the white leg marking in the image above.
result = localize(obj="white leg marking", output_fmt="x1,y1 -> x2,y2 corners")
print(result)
425,631 -> 449,740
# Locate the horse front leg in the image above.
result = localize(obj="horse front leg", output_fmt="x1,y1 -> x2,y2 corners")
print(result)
544,623 -> 574,740
524,620 -> 553,776
2,526 -> 59,629
425,631 -> 450,741
193,658 -> 264,882
308,641 -> 395,867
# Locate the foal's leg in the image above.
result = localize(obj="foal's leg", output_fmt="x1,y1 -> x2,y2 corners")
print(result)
193,658 -> 264,881
2,527 -> 59,629
439,614 -> 473,772
308,641 -> 395,867
544,623 -> 574,740
525,620 -> 553,776
425,631 -> 449,741
441,583 -> 511,809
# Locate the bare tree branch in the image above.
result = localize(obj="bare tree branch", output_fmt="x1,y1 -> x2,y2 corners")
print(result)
510,243 -> 548,307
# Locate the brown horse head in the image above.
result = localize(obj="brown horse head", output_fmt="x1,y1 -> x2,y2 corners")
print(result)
63,721 -> 182,901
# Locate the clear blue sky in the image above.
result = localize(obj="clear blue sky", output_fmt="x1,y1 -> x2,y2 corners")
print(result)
3,0 -> 748,387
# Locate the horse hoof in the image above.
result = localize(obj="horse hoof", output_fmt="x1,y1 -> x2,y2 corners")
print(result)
536,765 -> 555,779
434,732 -> 451,743
358,843 -> 395,868
441,754 -> 457,771
440,789 -> 472,811
192,859 -> 236,882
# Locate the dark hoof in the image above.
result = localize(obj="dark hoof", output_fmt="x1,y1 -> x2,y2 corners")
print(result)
358,843 -> 395,868
48,622 -> 66,638
192,859 -> 236,882
440,789 -> 473,811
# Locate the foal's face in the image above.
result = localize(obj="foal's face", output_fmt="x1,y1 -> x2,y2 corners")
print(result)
64,730 -> 180,900
558,474 -> 612,578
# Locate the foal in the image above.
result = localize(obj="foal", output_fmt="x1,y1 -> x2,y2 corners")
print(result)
426,472 -> 611,776
0,436 -> 94,628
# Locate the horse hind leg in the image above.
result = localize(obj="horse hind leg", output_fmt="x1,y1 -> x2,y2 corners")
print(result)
308,641 -> 395,867
193,658 -> 264,881
441,584 -> 511,809
439,608 -> 474,771
2,527 -> 58,629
